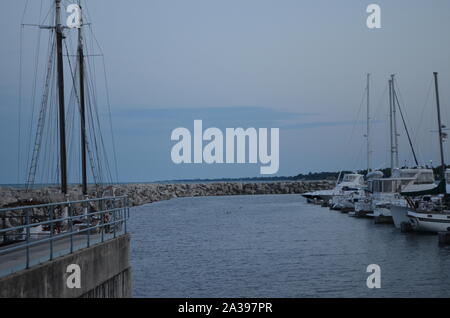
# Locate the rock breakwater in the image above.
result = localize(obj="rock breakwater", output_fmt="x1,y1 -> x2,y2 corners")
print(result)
0,181 -> 334,208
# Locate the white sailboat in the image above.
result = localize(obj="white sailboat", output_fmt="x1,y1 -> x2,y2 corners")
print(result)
371,168 -> 435,223
353,75 -> 435,222
401,72 -> 450,233
304,75 -> 369,209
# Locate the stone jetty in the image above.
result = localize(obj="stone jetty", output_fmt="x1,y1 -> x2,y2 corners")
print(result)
0,180 -> 334,208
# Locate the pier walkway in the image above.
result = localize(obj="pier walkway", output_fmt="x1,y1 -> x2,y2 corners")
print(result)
0,196 -> 129,278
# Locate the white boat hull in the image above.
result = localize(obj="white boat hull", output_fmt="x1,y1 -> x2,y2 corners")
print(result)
391,205 -> 410,229
354,200 -> 373,215
373,207 -> 391,217
407,211 -> 450,233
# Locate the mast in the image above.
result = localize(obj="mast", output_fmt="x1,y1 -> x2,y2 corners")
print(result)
391,74 -> 399,168
433,72 -> 446,181
389,79 -> 394,172
366,73 -> 371,172
78,6 -> 88,196
55,0 -> 68,194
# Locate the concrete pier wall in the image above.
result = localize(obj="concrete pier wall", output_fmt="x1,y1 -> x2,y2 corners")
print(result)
0,234 -> 131,298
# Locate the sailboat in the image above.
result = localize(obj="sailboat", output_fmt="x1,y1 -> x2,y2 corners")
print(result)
351,75 -> 436,223
334,74 -> 372,213
22,0 -> 117,196
303,75 -> 369,207
400,72 -> 450,233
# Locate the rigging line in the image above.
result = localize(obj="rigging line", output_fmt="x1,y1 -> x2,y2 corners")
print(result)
85,77 -> 107,185
336,79 -> 367,177
66,79 -> 77,181
64,39 -> 84,185
373,82 -> 389,169
21,0 -> 30,23
37,53 -> 53,186
87,26 -> 117,186
85,28 -> 100,104
347,84 -> 366,147
26,30 -> 56,189
101,56 -> 119,183
85,85 -> 101,185
89,83 -> 112,185
26,27 -> 42,168
82,73 -> 100,185
38,0 -> 53,26
17,1 -> 30,183
352,138 -> 365,172
25,2 -> 45,180
415,78 -> 434,166
393,80 -> 417,145
46,56 -> 59,186
41,76 -> 53,185
64,39 -> 101,186
18,30 -> 24,184
84,51 -> 112,185
49,70 -> 58,185
66,37 -> 109,186
394,89 -> 419,166
372,82 -> 388,123
392,78 -> 420,167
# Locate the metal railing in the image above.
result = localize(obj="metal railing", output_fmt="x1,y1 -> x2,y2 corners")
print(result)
0,196 -> 129,276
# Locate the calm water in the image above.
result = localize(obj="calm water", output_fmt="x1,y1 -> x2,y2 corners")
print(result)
129,194 -> 450,297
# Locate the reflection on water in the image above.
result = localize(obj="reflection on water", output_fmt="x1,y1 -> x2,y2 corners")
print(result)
129,194 -> 450,297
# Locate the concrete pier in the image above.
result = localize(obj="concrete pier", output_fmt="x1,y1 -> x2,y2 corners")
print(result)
0,234 -> 131,298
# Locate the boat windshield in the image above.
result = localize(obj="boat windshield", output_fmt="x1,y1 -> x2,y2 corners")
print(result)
342,175 -> 360,182
446,170 -> 450,184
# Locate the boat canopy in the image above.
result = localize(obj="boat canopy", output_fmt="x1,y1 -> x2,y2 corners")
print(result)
366,170 -> 384,180
400,179 -> 446,197
397,169 -> 435,184
341,174 -> 364,184
368,178 -> 414,194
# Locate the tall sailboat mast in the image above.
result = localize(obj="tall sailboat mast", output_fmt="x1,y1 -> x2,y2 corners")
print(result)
78,5 -> 88,195
433,72 -> 446,181
389,79 -> 394,172
55,0 -> 68,194
366,73 -> 371,172
391,74 -> 399,168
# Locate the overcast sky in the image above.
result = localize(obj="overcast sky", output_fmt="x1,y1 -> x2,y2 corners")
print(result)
1,0 -> 450,183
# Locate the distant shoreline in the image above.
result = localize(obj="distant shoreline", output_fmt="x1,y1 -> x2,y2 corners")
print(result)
0,172 -> 343,189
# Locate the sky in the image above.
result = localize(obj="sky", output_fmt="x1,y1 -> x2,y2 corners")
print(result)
1,0 -> 450,183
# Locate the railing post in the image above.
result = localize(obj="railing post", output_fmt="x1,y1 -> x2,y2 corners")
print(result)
113,204 -> 116,239
101,199 -> 104,243
25,208 -> 30,269
49,206 -> 54,260
124,198 -> 127,234
86,200 -> 90,248
2,215 -> 6,244
68,203 -> 73,254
